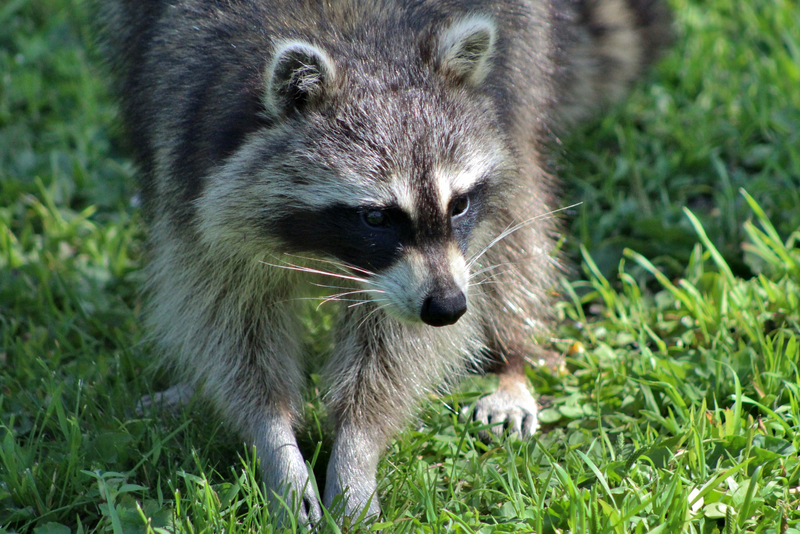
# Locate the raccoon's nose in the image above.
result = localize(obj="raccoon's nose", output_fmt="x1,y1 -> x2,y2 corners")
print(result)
420,290 -> 467,327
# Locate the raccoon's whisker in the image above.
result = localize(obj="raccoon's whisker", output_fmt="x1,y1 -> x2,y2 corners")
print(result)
290,297 -> 371,307
467,203 -> 581,269
468,262 -> 518,281
292,296 -> 365,302
467,278 -> 507,288
316,298 -> 369,310
468,265 -> 520,285
261,261 -> 370,284
467,204 -> 578,268
282,253 -> 376,277
311,283 -> 384,296
311,282 -> 358,290
347,298 -> 390,309
317,289 -> 387,310
467,275 -> 510,288
324,289 -> 386,299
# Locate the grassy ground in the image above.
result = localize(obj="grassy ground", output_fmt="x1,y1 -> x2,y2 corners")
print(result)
1,0 -> 799,532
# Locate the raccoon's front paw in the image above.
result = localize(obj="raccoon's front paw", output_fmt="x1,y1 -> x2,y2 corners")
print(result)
462,378 -> 539,440
322,472 -> 381,522
323,424 -> 382,523
267,450 -> 323,527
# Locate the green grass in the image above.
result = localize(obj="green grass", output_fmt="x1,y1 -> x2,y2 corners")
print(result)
1,0 -> 799,532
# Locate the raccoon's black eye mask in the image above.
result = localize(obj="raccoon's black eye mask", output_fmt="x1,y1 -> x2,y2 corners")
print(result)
273,204 -> 407,272
273,182 -> 490,272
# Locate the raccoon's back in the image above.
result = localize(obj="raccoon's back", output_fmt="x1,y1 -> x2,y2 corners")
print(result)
101,0 -> 278,218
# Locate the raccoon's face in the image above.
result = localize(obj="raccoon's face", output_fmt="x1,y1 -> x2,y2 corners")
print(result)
200,15 -> 513,327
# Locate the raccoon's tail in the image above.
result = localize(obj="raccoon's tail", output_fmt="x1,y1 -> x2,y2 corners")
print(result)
555,0 -> 672,123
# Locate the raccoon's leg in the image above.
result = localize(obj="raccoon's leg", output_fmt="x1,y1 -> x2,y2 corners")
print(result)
171,295 -> 320,525
463,209 -> 551,440
320,330 -> 387,519
323,421 -> 385,520
225,312 -> 322,526
320,307 -> 439,520
251,408 -> 321,525
140,379 -> 320,522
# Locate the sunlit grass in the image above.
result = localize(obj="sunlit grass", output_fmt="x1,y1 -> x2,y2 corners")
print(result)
1,0 -> 798,532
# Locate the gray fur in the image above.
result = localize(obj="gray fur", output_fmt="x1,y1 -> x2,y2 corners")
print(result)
100,0 -> 670,525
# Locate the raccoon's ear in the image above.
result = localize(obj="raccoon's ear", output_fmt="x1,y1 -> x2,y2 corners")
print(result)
266,40 -> 336,116
437,15 -> 496,86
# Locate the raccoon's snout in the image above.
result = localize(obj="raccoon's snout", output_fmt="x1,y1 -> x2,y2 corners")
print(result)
420,289 -> 467,327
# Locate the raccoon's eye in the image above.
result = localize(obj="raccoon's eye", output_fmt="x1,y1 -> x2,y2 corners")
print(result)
450,194 -> 470,218
362,209 -> 389,227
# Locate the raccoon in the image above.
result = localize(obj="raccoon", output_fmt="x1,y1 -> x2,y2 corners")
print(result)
101,0 -> 670,525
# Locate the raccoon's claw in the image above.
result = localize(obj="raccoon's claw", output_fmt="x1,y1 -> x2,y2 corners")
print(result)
298,493 -> 323,527
272,490 -> 322,529
461,378 -> 539,441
